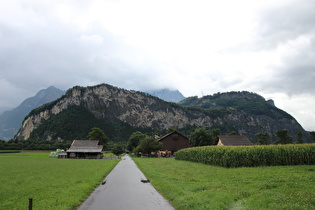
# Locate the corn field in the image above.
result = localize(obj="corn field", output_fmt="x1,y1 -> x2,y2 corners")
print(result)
175,144 -> 315,167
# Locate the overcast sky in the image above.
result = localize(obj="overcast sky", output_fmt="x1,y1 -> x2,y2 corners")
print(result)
1,0 -> 315,131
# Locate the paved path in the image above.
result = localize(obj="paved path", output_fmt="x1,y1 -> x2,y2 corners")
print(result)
78,155 -> 175,210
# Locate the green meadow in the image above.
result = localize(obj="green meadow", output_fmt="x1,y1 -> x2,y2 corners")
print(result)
0,152 -> 119,210
134,158 -> 315,210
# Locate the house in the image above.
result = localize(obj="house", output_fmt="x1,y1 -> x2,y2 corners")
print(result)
157,131 -> 190,156
66,140 -> 103,159
215,135 -> 252,146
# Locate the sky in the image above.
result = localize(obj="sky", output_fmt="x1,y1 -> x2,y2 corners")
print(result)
0,0 -> 315,131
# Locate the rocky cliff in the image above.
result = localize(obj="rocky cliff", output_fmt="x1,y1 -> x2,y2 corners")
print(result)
14,84 -> 309,142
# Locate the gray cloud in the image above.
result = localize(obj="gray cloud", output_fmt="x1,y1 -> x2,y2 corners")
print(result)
253,1 -> 315,50
1,0 -> 315,129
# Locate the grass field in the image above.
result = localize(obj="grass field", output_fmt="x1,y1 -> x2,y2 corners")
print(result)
134,158 -> 315,209
0,152 -> 120,210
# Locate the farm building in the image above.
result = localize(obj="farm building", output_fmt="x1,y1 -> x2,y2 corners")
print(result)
215,135 -> 252,146
157,131 -> 190,156
66,140 -> 103,159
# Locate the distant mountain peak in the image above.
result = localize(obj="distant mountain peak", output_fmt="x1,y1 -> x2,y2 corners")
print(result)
0,86 -> 65,141
145,89 -> 185,103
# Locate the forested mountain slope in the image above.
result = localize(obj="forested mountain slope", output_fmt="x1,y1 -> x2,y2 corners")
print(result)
14,84 -> 308,142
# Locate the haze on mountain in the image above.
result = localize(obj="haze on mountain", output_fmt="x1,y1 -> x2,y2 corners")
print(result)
0,86 -> 65,140
1,0 -> 315,131
145,89 -> 185,103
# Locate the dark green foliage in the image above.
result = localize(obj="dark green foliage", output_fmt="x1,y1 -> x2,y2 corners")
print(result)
88,127 -> 108,148
310,131 -> 315,142
127,131 -> 147,151
189,128 -> 217,146
112,145 -> 124,156
178,96 -> 199,106
0,139 -> 72,150
228,131 -> 237,135
255,132 -> 270,145
296,131 -> 304,144
134,137 -> 162,156
179,91 -> 294,119
175,144 -> 315,167
276,129 -> 292,144
0,150 -> 20,153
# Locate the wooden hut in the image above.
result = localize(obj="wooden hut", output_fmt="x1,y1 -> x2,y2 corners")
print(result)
215,135 -> 252,146
157,131 -> 190,156
66,140 -> 103,159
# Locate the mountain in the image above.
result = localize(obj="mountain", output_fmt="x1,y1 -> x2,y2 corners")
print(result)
145,89 -> 185,102
0,86 -> 65,141
14,84 -> 309,143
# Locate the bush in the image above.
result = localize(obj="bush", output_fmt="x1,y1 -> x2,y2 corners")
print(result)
0,150 -> 20,153
175,144 -> 315,167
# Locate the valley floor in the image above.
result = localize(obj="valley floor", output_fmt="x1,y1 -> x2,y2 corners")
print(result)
134,157 -> 315,209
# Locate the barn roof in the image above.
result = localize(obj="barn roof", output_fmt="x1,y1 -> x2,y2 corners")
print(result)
157,131 -> 188,142
67,140 -> 103,153
217,135 -> 252,146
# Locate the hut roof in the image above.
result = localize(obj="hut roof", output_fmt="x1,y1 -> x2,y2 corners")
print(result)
217,135 -> 252,146
67,140 -> 103,153
157,131 -> 188,142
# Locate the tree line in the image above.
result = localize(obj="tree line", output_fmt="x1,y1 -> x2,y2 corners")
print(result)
1,127 -> 314,152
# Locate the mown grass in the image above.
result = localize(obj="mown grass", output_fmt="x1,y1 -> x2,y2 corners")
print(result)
134,158 -> 315,210
0,152 -> 120,210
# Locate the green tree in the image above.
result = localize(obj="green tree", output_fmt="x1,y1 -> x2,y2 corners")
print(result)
255,132 -> 270,145
211,128 -> 221,137
275,129 -> 292,144
112,145 -> 125,156
296,131 -> 304,144
166,128 -> 176,133
228,131 -> 237,135
127,131 -> 147,152
134,137 -> 162,156
189,128 -> 214,147
87,127 -> 108,148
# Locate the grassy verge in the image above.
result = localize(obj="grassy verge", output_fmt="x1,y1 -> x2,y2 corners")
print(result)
0,152 -> 120,210
134,158 -> 315,209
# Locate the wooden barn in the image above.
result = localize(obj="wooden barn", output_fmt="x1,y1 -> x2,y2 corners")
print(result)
157,131 -> 190,156
215,135 -> 252,146
66,140 -> 103,159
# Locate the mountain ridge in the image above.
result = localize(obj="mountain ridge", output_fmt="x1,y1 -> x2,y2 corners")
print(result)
14,83 -> 309,143
0,86 -> 65,140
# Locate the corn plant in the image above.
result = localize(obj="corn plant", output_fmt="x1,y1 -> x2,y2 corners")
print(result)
175,144 -> 315,167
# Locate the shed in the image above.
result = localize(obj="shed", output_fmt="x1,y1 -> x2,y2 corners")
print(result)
157,131 -> 190,155
216,135 -> 252,146
58,152 -> 67,159
66,140 -> 103,159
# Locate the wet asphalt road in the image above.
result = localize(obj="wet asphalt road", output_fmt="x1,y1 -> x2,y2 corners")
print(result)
78,155 -> 175,210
